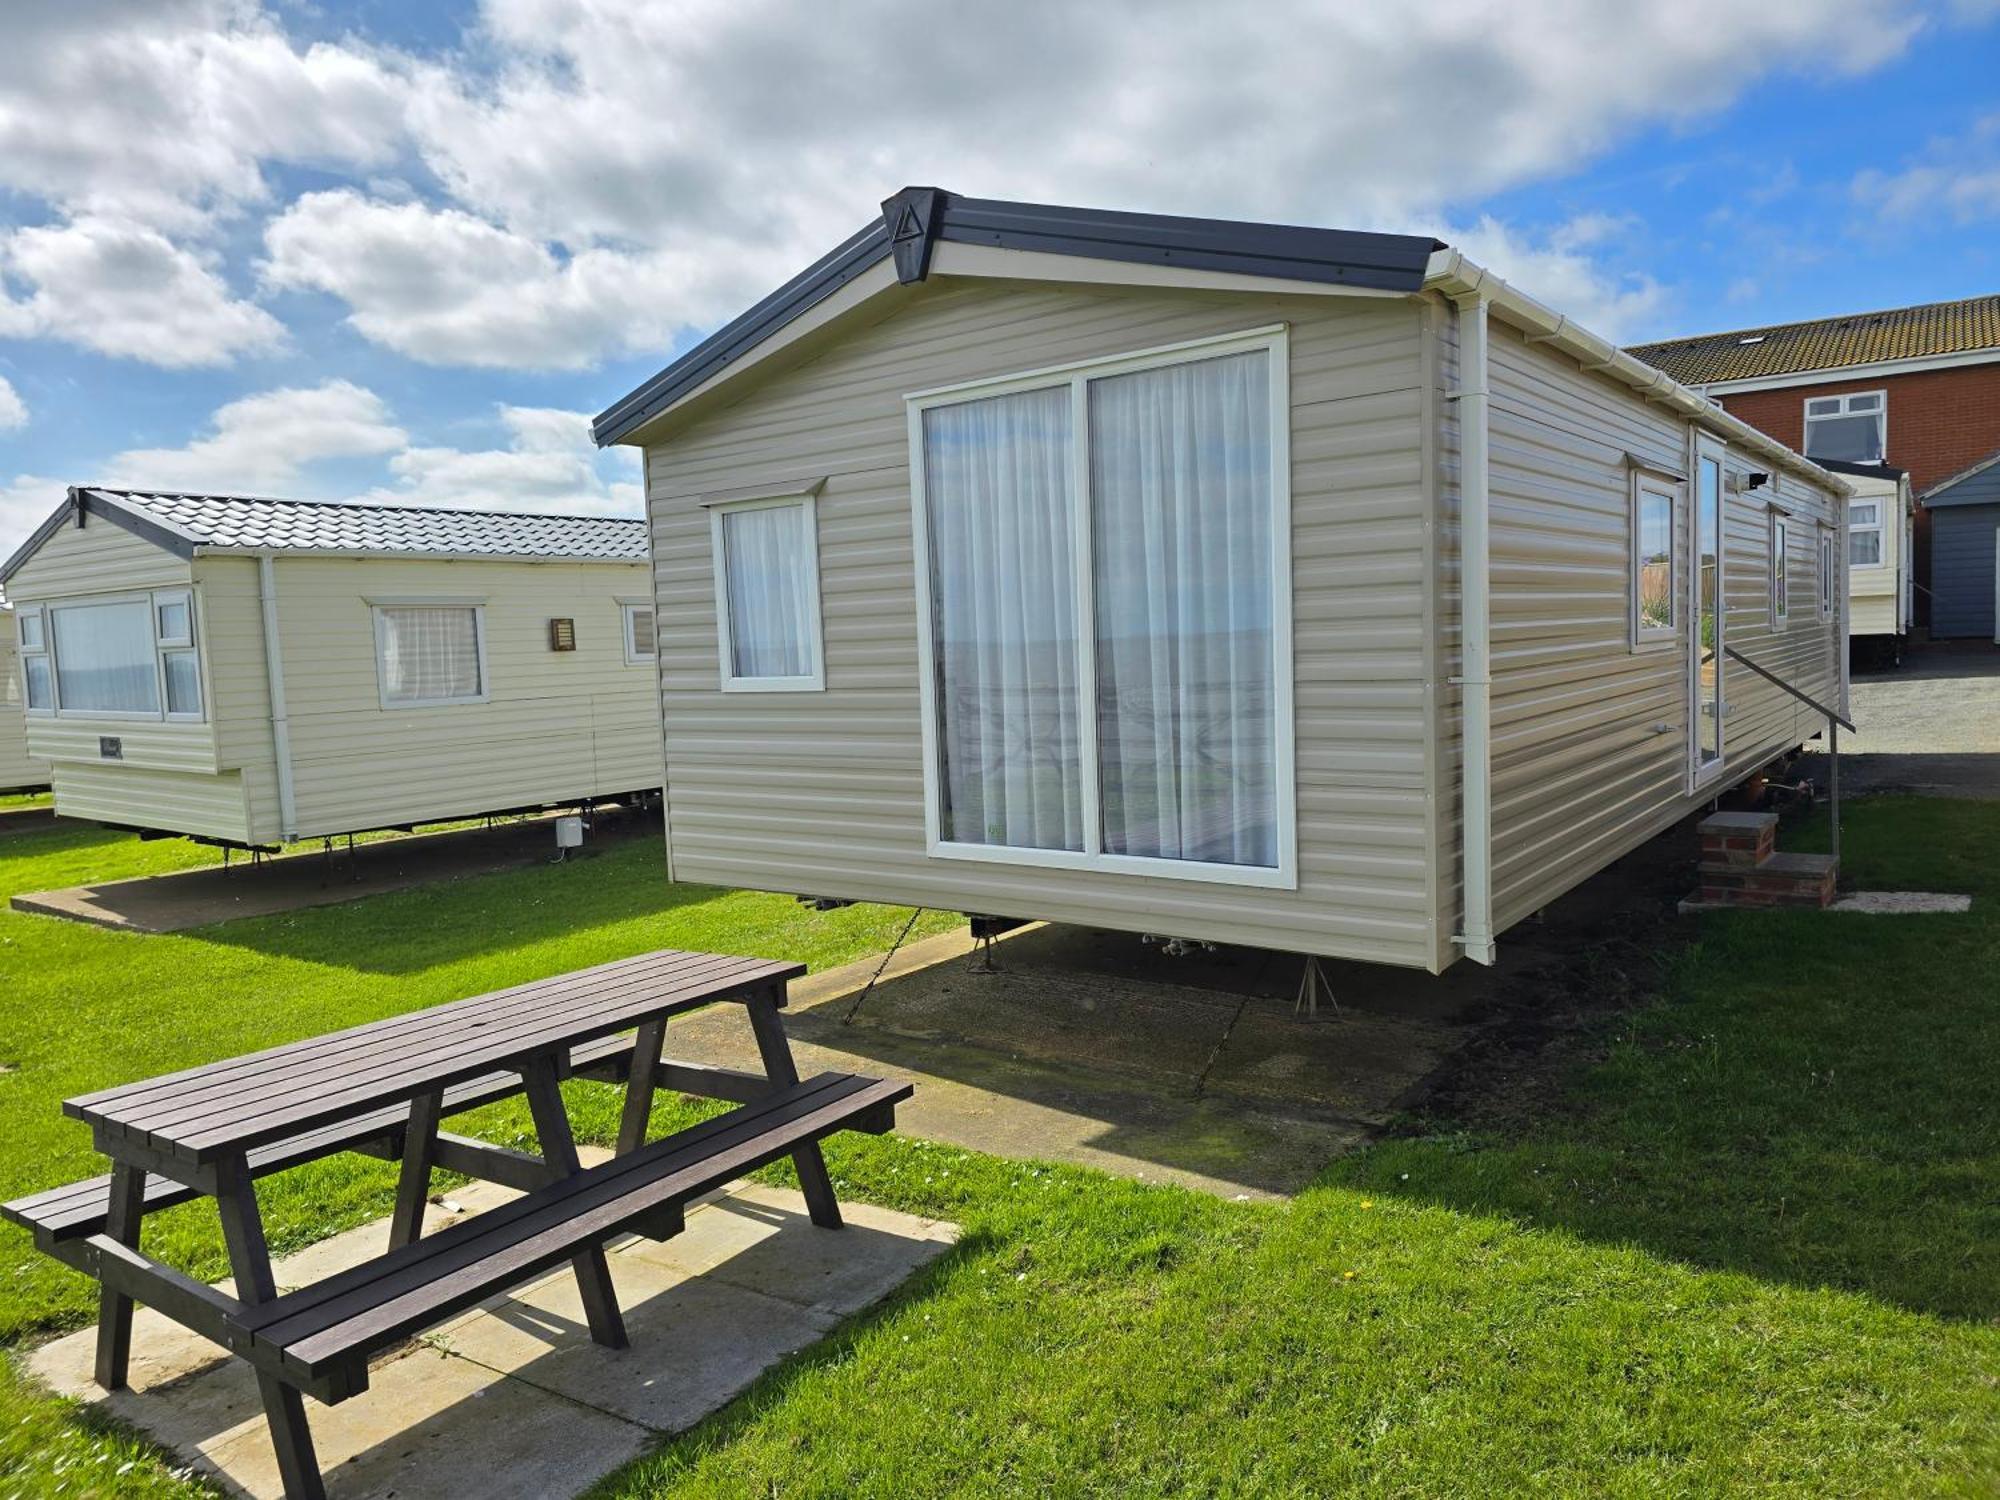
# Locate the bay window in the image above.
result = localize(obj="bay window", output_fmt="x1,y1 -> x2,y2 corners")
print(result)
17,591 -> 205,721
908,327 -> 1295,887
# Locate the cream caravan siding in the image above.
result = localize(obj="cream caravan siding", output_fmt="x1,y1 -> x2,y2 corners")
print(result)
645,279 -> 1439,968
0,612 -> 49,789
1448,313 -> 1843,934
265,556 -> 660,840
1844,472 -> 1902,638
196,556 -> 285,840
9,519 -> 222,781
52,763 -> 251,840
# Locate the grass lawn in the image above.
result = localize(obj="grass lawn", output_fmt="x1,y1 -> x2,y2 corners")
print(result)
3,801 -> 1998,1496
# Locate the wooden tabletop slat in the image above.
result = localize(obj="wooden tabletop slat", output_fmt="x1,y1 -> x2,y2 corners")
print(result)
105,952 -> 763,1138
67,949 -> 804,1165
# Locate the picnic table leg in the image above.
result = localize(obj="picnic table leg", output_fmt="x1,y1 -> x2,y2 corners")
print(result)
521,1057 -> 629,1350
745,986 -> 843,1229
388,1088 -> 444,1251
214,1153 -> 325,1500
93,1162 -> 147,1389
616,1020 -> 668,1154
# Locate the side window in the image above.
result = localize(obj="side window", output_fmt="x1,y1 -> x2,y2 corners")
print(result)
1769,514 -> 1790,628
709,495 -> 824,692
1630,477 -> 1675,646
16,608 -> 51,714
1817,528 -> 1837,621
374,604 -> 487,707
622,602 -> 657,665
1848,499 -> 1884,567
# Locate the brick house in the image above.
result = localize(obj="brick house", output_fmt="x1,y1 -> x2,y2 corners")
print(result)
1628,293 -> 2000,630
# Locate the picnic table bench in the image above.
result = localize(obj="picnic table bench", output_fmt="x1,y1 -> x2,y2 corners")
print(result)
2,949 -> 911,1500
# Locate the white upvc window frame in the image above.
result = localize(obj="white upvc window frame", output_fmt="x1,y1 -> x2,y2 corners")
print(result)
20,588 -> 208,724
1629,471 -> 1678,649
708,493 -> 826,693
1802,389 -> 1887,465
16,605 -> 51,716
369,597 -> 491,710
1817,525 -> 1838,622
1688,434 -> 1731,793
904,323 -> 1298,892
620,599 -> 657,665
1769,511 -> 1791,629
1847,497 -> 1886,570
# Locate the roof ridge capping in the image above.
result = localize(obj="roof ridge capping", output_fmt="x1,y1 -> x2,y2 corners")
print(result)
592,186 -> 1444,446
1626,289 -> 2000,354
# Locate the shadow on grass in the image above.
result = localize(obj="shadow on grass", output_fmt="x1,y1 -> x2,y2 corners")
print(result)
1334,796 -> 2000,1323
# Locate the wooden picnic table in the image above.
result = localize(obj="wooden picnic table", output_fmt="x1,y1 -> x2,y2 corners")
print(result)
5,948 -> 912,1500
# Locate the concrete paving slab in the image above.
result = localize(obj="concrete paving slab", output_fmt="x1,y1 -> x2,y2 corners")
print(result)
27,1180 -> 955,1500
1830,891 -> 1974,913
10,804 -> 660,933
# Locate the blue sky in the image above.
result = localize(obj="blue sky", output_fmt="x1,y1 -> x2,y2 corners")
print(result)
1,1 -> 1997,560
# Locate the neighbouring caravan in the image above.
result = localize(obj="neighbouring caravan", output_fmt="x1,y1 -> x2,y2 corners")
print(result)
594,188 -> 1851,973
1816,459 -> 1913,664
0,607 -> 50,793
0,491 -> 662,846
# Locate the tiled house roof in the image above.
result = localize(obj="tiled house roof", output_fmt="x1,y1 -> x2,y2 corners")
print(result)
1627,293 -> 2000,386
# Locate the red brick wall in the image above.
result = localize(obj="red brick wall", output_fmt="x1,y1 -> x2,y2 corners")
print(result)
1717,361 -> 2000,627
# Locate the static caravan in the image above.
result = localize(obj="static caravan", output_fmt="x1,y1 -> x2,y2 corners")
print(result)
595,188 -> 1850,973
1817,459 -> 1913,664
1921,450 -> 2000,642
0,608 -> 50,793
0,490 -> 663,847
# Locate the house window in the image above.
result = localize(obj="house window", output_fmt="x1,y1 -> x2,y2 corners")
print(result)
621,602 -> 657,664
908,327 -> 1294,888
1802,391 -> 1885,464
23,590 -> 205,721
709,496 -> 823,691
1848,498 -> 1884,567
1818,527 -> 1838,620
1630,477 -> 1675,645
1769,514 -> 1790,627
374,604 -> 487,707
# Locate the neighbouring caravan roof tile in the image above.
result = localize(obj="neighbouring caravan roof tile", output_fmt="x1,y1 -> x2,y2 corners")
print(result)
78,489 -> 649,562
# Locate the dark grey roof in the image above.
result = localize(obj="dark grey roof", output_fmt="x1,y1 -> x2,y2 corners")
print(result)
593,187 -> 1443,447
1813,458 -> 1906,480
1,488 -> 648,584
1922,449 -> 2000,507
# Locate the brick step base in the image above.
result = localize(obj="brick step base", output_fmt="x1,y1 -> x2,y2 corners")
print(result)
1696,850 -> 1838,909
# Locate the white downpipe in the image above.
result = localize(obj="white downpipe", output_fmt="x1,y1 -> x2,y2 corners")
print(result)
257,553 -> 299,842
1453,292 -> 1497,966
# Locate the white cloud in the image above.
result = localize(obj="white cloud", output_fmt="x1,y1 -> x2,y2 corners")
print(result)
1430,214 -> 1669,344
363,406 -> 643,513
0,377 -> 24,432
1854,114 -> 2000,225
98,380 -> 406,493
0,217 -> 285,367
0,1 -> 409,231
261,191 -> 773,370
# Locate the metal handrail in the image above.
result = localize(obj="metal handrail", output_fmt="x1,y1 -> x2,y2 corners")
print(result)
1724,645 -> 1852,863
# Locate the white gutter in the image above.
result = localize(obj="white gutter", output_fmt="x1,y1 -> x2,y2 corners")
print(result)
256,554 -> 299,842
1449,291 -> 1497,967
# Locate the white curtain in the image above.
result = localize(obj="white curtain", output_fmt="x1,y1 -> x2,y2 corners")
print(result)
722,504 -> 814,678
381,606 -> 481,702
924,385 -> 1083,851
51,599 -> 158,714
1089,350 -> 1276,867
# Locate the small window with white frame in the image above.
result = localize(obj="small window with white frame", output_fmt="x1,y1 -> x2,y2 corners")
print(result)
17,591 -> 206,721
1848,497 -> 1885,567
1802,390 -> 1885,464
621,600 -> 657,664
1817,526 -> 1837,621
1768,513 -> 1790,628
1630,475 -> 1676,646
709,494 -> 824,691
372,601 -> 488,708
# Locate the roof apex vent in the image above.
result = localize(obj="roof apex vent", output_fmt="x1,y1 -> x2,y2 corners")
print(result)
881,186 -> 948,284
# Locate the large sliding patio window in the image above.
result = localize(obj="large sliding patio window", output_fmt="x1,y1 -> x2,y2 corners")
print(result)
909,327 -> 1295,889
